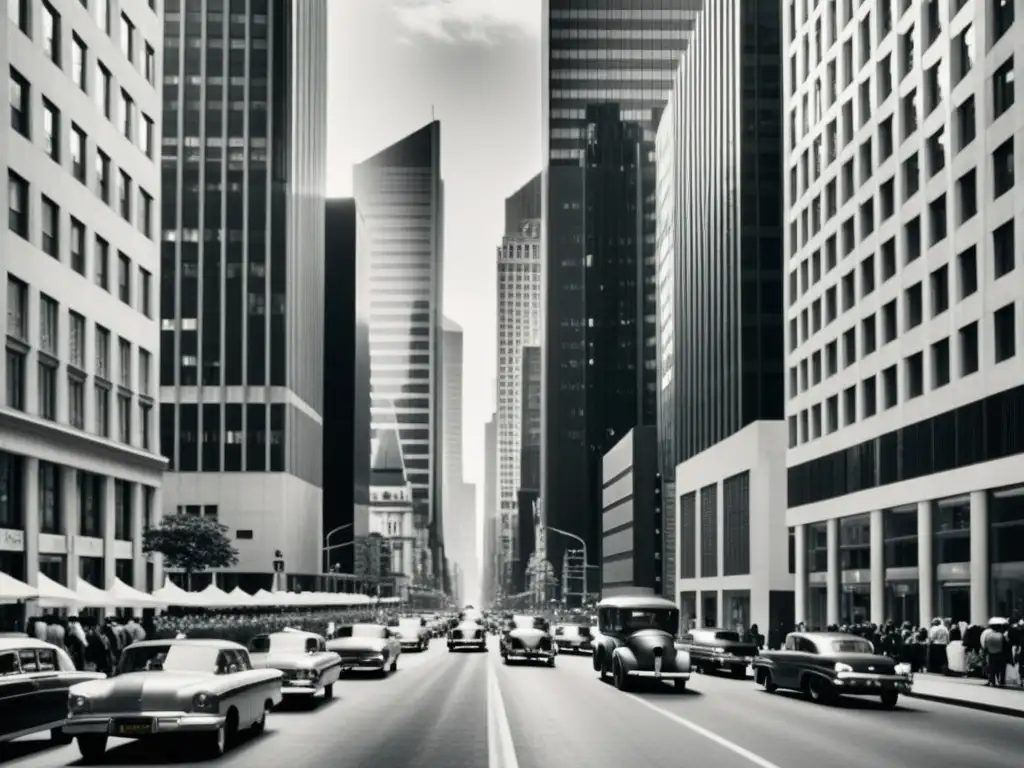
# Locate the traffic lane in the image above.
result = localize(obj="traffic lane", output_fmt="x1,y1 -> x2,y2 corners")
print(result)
495,648 -> 770,768
556,654 -> 1024,768
3,641 -> 482,768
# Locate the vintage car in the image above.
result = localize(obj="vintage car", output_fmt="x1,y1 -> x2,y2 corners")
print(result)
591,595 -> 690,692
501,616 -> 556,666
448,614 -> 487,652
678,628 -> 759,678
395,618 -> 431,652
0,638 -> 105,754
63,638 -> 283,762
326,624 -> 400,676
247,629 -> 342,699
553,623 -> 593,654
751,631 -> 912,709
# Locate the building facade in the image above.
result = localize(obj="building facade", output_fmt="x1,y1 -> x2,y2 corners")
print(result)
481,411 -> 498,603
368,423 -> 415,596
323,198 -> 371,574
353,121 -> 445,585
496,175 -> 541,593
513,344 -> 542,594
541,0 -> 698,598
784,0 -> 1024,628
1,0 -> 167,621
442,317 -> 476,596
158,0 -> 327,590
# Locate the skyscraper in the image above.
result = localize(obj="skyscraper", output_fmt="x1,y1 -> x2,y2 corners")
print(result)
496,174 -> 541,593
514,345 -> 542,593
158,0 -> 327,590
1,0 -> 166,620
323,199 -> 371,574
541,0 -> 698,598
481,411 -> 498,602
354,121 -> 445,585
442,317 -> 476,593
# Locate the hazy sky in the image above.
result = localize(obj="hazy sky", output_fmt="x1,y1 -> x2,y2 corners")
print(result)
326,0 -> 541,488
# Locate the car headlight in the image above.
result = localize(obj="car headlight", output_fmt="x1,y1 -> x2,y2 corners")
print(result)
68,694 -> 90,714
834,662 -> 854,673
191,692 -> 219,713
713,647 -> 724,654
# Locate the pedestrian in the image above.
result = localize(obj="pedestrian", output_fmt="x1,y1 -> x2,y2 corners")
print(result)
980,619 -> 1008,687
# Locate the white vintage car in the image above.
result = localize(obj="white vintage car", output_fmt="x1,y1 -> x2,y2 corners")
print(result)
64,639 -> 283,762
247,629 -> 342,699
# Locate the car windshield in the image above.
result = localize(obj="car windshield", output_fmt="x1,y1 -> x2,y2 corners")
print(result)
623,609 -> 677,633
830,638 -> 874,654
513,616 -> 548,631
119,644 -> 219,674
339,625 -> 387,639
714,631 -> 741,642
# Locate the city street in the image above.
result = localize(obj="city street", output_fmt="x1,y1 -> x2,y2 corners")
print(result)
3,637 -> 1023,768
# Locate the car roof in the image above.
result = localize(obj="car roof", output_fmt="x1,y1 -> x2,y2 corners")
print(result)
266,629 -> 320,639
597,595 -> 677,610
129,638 -> 246,651
0,637 -> 60,652
792,631 -> 864,641
345,623 -> 385,629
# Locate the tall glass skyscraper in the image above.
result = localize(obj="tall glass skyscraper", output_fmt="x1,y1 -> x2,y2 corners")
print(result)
159,0 -> 327,590
540,0 -> 699,600
354,121 -> 446,586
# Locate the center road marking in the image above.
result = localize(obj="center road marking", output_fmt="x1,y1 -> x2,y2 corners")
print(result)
487,656 -> 521,768
625,693 -> 783,768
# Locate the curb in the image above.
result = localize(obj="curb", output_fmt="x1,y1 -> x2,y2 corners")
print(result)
906,690 -> 1024,719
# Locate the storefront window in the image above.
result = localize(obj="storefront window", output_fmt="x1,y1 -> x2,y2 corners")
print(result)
723,589 -> 751,633
38,554 -> 66,586
701,590 -> 718,627
885,582 -> 919,625
807,522 -> 828,629
808,522 -> 827,572
990,487 -> 1024,620
79,556 -> 104,588
840,515 -> 870,569
934,498 -> 970,564
841,586 -> 870,625
883,506 -> 918,567
0,451 -> 24,530
679,591 -> 697,631
0,552 -> 26,630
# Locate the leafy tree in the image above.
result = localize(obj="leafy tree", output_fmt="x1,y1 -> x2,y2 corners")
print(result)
142,513 -> 239,591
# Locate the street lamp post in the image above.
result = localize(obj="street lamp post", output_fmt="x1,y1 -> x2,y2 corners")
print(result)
545,526 -> 588,606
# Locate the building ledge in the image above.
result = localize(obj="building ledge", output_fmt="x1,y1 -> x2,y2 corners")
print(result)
0,407 -> 169,474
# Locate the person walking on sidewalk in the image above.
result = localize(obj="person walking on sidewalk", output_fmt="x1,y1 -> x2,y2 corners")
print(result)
927,618 -> 950,674
980,619 -> 1009,687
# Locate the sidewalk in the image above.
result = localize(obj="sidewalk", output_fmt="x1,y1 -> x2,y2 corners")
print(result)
908,673 -> 1024,718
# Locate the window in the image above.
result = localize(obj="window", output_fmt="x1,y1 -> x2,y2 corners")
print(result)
903,152 -> 919,199
904,216 -> 921,263
7,0 -> 30,35
863,375 -> 877,418
958,245 -> 978,298
959,321 -> 979,375
70,218 -> 86,275
37,360 -> 57,420
39,295 -> 58,356
882,365 -> 898,409
69,311 -> 86,369
114,481 -> 131,540
955,24 -> 975,82
993,138 -> 1014,198
96,0 -> 109,33
901,88 -> 918,138
95,384 -> 109,437
926,127 -> 946,178
928,194 -> 947,244
119,171 -> 131,221
139,190 -> 153,237
38,462 -> 61,535
6,278 -> 27,341
956,171 -> 977,223
42,1 -> 60,66
882,299 -> 898,343
141,115 -> 154,158
71,124 -> 86,182
140,402 -> 152,450
930,265 -> 949,316
95,326 -> 110,380
95,236 -> 109,290
69,375 -> 85,428
932,337 -> 950,389
119,338 -> 131,388
956,96 -> 976,150
993,220 -> 1015,278
96,149 -> 110,202
924,62 -> 941,115
9,68 -> 29,137
72,34 -> 87,90
992,59 -> 1015,119
7,172 -> 28,239
994,304 -> 1016,363
95,62 -> 111,119
905,282 -> 923,329
118,393 -> 131,444
905,352 -> 924,399
139,349 -> 151,395
120,13 -> 135,63
993,0 -> 1015,43
42,99 -> 60,162
41,197 -> 59,258
5,345 -> 25,411
145,44 -> 156,84
118,253 -> 131,304
120,89 -> 133,141
139,269 -> 152,317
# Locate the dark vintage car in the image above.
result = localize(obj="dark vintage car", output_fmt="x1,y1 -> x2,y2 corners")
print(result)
751,631 -> 912,709
247,629 -> 342,699
591,595 -> 690,692
500,616 -> 556,666
448,614 -> 487,652
326,624 -> 401,677
678,628 -> 758,678
553,623 -> 593,654
0,638 -> 105,755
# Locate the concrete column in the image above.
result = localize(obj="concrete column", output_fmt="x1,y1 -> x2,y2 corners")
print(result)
21,457 -> 40,595
870,509 -> 885,625
130,483 -> 145,614
969,491 -> 990,626
917,501 -> 934,627
102,476 -> 116,594
826,517 -> 840,627
150,486 -> 164,591
794,523 -> 807,624
62,467 -> 79,587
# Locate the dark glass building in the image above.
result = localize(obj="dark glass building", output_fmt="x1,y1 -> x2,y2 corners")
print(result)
541,0 -> 698,601
158,0 -> 327,590
514,345 -> 542,593
353,121 -> 446,588
323,199 -> 371,575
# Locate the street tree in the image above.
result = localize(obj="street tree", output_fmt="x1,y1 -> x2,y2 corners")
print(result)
142,513 -> 239,591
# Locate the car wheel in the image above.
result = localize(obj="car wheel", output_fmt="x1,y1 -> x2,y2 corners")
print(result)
324,683 -> 334,699
613,659 -> 631,691
77,735 -> 108,764
593,650 -> 602,672
252,702 -> 270,734
731,667 -> 746,679
673,679 -> 687,692
804,675 -> 833,704
760,669 -> 778,693
390,656 -> 398,672
50,727 -> 73,746
547,657 -> 556,668
599,653 -> 610,680
448,644 -> 455,652
880,691 -> 899,709
199,724 -> 227,758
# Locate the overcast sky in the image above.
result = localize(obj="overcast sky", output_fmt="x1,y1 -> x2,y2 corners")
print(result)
326,0 -> 541,489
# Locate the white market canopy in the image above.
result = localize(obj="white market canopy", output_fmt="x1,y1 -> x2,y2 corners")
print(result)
36,574 -> 83,608
227,586 -> 256,607
0,571 -> 37,602
151,579 -> 202,607
194,583 -> 235,608
108,578 -> 166,608
74,578 -> 120,608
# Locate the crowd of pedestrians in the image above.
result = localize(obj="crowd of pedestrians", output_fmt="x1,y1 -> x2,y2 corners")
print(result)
22,614 -> 150,675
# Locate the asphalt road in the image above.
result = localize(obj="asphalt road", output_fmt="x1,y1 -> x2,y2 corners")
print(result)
4,636 -> 1024,768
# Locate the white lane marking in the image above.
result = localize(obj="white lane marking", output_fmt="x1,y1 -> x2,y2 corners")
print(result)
625,693 -> 784,768
487,656 -> 521,768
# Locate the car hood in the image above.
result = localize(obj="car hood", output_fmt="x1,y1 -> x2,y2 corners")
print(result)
625,629 -> 680,663
327,638 -> 388,653
71,671 -> 217,714
249,652 -> 314,670
396,627 -> 425,639
833,653 -> 897,673
508,629 -> 549,647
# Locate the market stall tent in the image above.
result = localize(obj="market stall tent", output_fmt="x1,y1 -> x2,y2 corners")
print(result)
0,571 -> 37,603
108,578 -> 166,608
36,574 -> 83,608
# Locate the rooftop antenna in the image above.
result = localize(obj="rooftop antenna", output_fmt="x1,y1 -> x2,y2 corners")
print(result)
431,104 -> 435,121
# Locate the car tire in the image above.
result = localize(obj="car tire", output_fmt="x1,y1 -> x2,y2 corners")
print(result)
804,675 -> 832,704
448,645 -> 455,652
324,683 -> 334,699
673,679 -> 687,692
880,691 -> 899,709
612,659 -> 631,691
731,667 -> 747,679
599,653 -> 610,680
50,727 -> 73,746
390,656 -> 398,672
593,650 -> 602,673
199,724 -> 228,758
77,735 -> 108,764
547,657 -> 556,668
252,702 -> 270,734
760,669 -> 778,693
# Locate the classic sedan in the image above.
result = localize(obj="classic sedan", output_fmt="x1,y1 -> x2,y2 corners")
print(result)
501,616 -> 556,666
591,595 -> 690,692
326,624 -> 400,676
678,628 -> 759,678
64,639 -> 283,762
247,630 -> 342,699
448,617 -> 487,652
395,618 -> 431,652
553,623 -> 593,654
0,638 -> 105,754
752,631 -> 912,709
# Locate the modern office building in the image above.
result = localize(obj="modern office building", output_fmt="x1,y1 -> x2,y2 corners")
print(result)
157,0 -> 327,591
785,0 -> 1024,628
541,0 -> 699,599
513,344 -> 542,594
354,120 -> 445,586
1,0 -> 166,623
481,411 -> 498,602
659,0 -> 789,629
496,175 -> 541,592
323,198 -> 371,575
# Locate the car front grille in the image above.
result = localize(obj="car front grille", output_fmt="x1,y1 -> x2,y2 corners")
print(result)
539,637 -> 551,650
452,630 -> 463,639
474,629 -> 483,639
